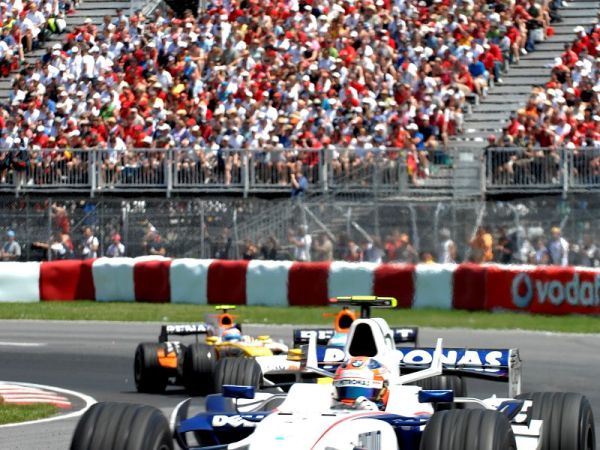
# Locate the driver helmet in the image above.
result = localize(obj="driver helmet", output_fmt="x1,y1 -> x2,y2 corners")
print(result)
333,357 -> 390,405
222,327 -> 242,342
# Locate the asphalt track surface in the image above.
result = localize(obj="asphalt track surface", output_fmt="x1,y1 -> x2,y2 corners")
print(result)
0,320 -> 599,450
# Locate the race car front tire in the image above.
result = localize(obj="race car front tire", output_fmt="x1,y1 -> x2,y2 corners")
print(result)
134,343 -> 168,394
70,402 -> 173,450
183,343 -> 217,395
413,375 -> 467,410
420,409 -> 516,450
213,357 -> 262,393
516,392 -> 596,450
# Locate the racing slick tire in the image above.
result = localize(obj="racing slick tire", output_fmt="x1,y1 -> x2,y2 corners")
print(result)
516,392 -> 596,450
420,409 -> 516,450
213,357 -> 262,393
414,375 -> 467,410
183,343 -> 217,395
134,343 -> 169,394
70,402 -> 173,450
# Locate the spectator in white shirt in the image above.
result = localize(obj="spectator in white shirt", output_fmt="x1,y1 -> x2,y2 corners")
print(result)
289,225 -> 312,262
81,226 -> 99,259
547,226 -> 569,266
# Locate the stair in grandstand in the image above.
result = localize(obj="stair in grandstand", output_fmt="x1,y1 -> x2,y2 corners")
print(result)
233,164 -> 467,250
451,0 -> 600,144
0,0 -> 135,99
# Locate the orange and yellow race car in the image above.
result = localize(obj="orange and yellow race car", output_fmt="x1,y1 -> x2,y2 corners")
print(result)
133,305 -> 287,395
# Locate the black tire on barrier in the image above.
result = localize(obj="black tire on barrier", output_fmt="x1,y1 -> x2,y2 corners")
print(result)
516,392 -> 596,450
70,402 -> 173,450
183,343 -> 217,395
134,343 -> 168,394
420,409 -> 517,450
213,357 -> 262,393
413,375 -> 467,410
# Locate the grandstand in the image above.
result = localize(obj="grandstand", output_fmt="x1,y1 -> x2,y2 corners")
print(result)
1,0 -> 600,266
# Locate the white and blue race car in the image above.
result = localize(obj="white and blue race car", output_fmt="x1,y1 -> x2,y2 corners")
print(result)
70,297 -> 596,450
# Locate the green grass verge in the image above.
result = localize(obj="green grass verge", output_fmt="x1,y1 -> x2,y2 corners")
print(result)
0,403 -> 58,425
0,302 -> 598,333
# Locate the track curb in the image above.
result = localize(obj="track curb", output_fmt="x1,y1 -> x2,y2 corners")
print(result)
0,382 -> 96,428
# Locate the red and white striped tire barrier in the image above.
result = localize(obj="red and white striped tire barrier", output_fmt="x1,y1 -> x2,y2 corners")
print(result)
1,259 -> 599,315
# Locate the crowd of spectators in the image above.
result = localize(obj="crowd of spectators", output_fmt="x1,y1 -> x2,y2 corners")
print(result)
0,0 -> 72,76
234,224 -> 599,267
225,223 -> 600,267
0,0 -> 568,189
489,16 -> 600,186
4,214 -> 599,266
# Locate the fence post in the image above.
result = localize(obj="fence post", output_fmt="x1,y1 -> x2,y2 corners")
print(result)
562,148 -> 569,199
166,149 -> 173,198
399,157 -> 407,192
90,149 -> 96,197
47,196 -> 52,261
481,147 -> 487,200
322,148 -> 329,193
200,200 -> 205,258
243,149 -> 249,198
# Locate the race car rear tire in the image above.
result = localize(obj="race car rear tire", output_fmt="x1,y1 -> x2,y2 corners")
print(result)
183,343 -> 217,395
413,375 -> 467,410
213,357 -> 262,393
134,343 -> 168,394
516,392 -> 596,450
420,409 -> 516,450
70,402 -> 173,450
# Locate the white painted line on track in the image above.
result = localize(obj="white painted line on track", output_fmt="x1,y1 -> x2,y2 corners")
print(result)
0,381 -> 96,429
0,342 -> 46,347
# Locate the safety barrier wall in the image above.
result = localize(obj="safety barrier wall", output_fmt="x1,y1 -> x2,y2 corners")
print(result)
0,259 -> 599,315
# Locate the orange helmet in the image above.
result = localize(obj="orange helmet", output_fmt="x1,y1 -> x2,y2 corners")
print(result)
333,357 -> 390,405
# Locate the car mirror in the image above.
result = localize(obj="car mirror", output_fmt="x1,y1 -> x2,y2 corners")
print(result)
222,385 -> 256,400
418,389 -> 454,404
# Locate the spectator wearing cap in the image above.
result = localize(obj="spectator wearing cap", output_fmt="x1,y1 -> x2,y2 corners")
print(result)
1,229 -> 21,261
406,123 -> 429,181
106,233 -> 125,257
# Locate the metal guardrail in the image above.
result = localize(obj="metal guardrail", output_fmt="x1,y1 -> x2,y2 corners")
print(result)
485,147 -> 600,195
10,147 -> 600,197
0,148 -> 435,197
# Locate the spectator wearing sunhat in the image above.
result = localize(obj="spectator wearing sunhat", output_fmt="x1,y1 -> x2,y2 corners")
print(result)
1,230 -> 21,261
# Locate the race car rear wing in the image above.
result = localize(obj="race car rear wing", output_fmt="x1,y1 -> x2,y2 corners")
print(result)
293,327 -> 418,347
159,324 -> 209,342
397,346 -> 522,397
